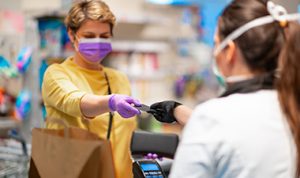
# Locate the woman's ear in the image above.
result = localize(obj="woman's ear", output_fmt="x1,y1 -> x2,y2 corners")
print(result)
67,28 -> 75,44
225,40 -> 236,65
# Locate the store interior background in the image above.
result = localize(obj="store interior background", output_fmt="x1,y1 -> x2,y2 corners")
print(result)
0,0 -> 299,143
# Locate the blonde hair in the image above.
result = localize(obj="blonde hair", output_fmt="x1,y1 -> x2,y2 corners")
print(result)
65,0 -> 116,34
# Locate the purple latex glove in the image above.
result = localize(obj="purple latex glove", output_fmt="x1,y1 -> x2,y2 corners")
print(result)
144,153 -> 163,161
108,94 -> 141,118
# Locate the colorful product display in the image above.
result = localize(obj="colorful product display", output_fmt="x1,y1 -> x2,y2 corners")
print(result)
0,55 -> 18,78
16,47 -> 32,73
174,73 -> 203,98
0,46 -> 33,120
37,17 -> 72,58
0,88 -> 14,116
14,90 -> 31,121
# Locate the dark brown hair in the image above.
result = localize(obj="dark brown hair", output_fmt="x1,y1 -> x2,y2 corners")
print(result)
219,0 -> 300,177
277,22 -> 300,177
218,0 -> 284,73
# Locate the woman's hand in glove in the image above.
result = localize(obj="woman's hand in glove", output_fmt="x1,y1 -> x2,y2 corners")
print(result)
147,101 -> 182,123
108,94 -> 141,118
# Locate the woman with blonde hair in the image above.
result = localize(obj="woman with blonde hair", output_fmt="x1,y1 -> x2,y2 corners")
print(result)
42,1 -> 141,177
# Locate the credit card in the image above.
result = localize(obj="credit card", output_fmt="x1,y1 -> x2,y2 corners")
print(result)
134,104 -> 151,112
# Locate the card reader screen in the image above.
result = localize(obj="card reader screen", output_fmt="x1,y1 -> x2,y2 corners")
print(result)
140,163 -> 160,171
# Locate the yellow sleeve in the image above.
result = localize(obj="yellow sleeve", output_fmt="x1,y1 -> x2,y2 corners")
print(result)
42,65 -> 87,117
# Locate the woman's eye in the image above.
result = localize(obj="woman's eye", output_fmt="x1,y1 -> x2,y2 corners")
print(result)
84,36 -> 96,39
100,36 -> 110,39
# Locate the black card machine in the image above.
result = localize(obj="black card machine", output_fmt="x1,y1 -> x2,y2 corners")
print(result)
133,160 -> 165,178
131,131 -> 179,178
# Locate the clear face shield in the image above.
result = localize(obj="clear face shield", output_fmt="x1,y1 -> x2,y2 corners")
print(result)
212,1 -> 300,87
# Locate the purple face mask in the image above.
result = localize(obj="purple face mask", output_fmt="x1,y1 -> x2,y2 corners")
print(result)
77,38 -> 112,63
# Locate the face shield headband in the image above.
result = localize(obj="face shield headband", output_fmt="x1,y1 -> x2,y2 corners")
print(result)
214,1 -> 300,56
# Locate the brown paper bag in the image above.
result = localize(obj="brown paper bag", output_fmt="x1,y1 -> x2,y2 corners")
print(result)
29,123 -> 116,178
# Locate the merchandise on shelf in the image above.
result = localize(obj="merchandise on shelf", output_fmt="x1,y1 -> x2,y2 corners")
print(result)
16,47 -> 32,73
37,16 -> 71,58
0,88 -> 15,117
13,90 -> 31,121
0,56 -> 10,68
0,55 -> 18,78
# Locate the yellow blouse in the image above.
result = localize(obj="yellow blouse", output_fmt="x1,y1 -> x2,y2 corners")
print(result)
42,57 -> 137,178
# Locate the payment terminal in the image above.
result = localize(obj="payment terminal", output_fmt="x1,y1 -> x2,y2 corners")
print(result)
133,160 -> 165,178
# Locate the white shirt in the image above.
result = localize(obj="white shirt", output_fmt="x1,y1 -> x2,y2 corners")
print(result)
170,90 -> 296,178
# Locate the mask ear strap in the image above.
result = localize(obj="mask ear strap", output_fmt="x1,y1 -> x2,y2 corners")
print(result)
72,31 -> 80,51
70,30 -> 78,42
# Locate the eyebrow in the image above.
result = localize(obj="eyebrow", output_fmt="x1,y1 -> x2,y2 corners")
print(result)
82,32 -> 111,35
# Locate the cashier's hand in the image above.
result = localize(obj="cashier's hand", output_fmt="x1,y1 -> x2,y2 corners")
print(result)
147,101 -> 182,123
108,94 -> 141,118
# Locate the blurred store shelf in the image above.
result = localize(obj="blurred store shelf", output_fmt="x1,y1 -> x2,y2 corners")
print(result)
112,41 -> 170,53
0,118 -> 19,138
127,73 -> 168,81
0,138 -> 30,177
116,13 -> 171,25
0,118 -> 19,130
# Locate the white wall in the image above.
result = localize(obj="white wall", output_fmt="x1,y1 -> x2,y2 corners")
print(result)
274,0 -> 299,13
0,0 -> 62,11
0,0 -> 22,10
22,0 -> 61,11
